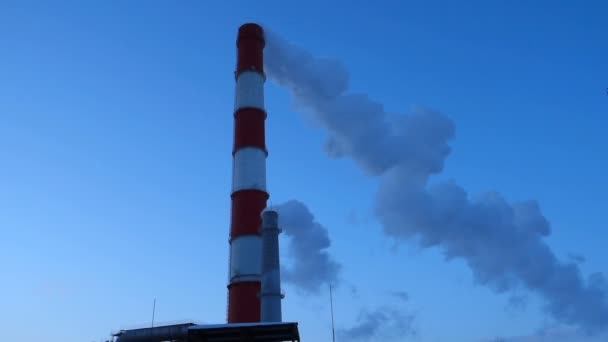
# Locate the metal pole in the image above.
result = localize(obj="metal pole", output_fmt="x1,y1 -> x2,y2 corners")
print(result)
151,298 -> 156,328
330,285 -> 336,342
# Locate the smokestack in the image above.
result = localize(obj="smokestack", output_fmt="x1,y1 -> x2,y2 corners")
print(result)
261,210 -> 283,322
227,23 -> 267,323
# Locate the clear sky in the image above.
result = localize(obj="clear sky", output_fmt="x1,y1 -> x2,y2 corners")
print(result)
1,1 -> 606,341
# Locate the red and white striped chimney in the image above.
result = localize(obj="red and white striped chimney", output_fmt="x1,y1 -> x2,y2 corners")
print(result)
227,23 -> 267,323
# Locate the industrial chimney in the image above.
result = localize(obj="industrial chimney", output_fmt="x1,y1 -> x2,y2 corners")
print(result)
227,23 -> 267,323
261,210 -> 283,322
108,23 -> 300,342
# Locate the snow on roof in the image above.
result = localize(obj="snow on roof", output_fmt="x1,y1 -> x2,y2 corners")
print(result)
188,322 -> 296,330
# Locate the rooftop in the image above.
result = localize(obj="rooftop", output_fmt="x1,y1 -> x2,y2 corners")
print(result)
113,322 -> 300,342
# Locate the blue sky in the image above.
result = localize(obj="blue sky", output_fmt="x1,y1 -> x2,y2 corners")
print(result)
1,1 -> 606,341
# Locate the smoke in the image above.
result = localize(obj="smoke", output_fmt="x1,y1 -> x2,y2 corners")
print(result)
569,253 -> 586,264
483,326 -> 608,342
338,307 -> 417,341
506,294 -> 529,313
274,200 -> 341,294
264,30 -> 608,331
391,291 -> 410,302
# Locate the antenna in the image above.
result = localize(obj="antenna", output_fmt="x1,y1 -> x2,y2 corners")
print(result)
330,284 -> 336,342
151,298 -> 156,328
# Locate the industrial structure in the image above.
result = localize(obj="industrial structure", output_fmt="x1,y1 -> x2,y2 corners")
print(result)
109,23 -> 299,342
228,21 -> 269,324
260,211 -> 283,323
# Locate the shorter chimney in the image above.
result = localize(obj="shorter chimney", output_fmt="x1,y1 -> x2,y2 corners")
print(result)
261,210 -> 283,322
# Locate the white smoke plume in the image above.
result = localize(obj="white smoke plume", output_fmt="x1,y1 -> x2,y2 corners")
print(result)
274,200 -> 341,294
264,30 -> 608,331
